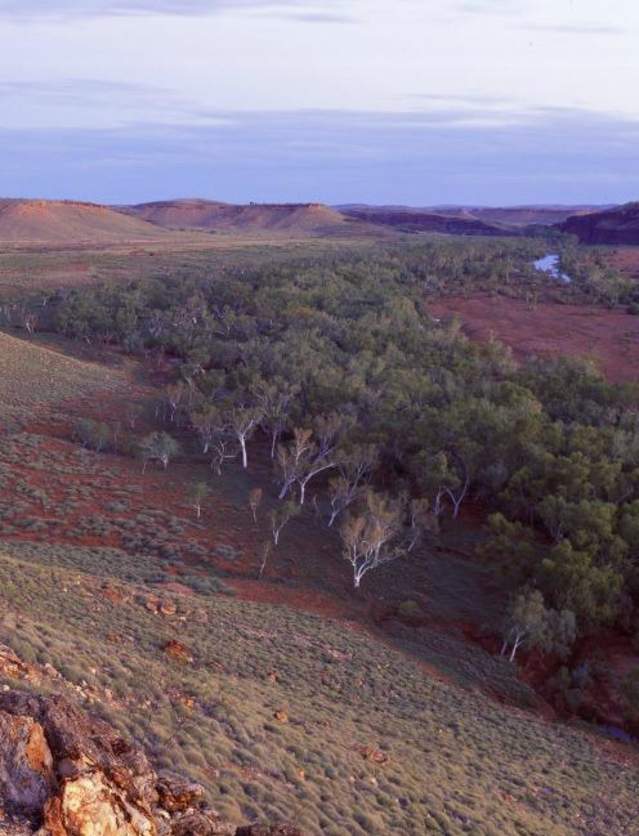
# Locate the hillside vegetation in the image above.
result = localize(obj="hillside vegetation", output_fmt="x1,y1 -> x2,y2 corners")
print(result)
2,234 -> 639,834
0,532 -> 636,835
49,239 -> 639,663
0,331 -> 135,424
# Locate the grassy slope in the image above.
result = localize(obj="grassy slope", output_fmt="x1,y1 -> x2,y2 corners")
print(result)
0,406 -> 635,835
0,331 -> 135,424
0,304 -> 637,833
0,200 -> 171,243
0,536 -> 635,836
0,238 -> 380,302
120,200 -> 367,235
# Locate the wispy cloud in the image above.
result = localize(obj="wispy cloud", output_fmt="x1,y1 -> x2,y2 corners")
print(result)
265,11 -> 357,23
455,0 -> 526,16
0,79 -> 167,101
0,0 -> 346,20
0,78 -> 235,129
409,93 -> 514,106
2,106 -> 638,205
526,22 -> 624,35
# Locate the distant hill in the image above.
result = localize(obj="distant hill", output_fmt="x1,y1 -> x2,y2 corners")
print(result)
339,204 -> 607,229
0,199 -> 167,244
558,202 -> 639,244
339,206 -> 513,236
443,205 -> 606,227
119,199 -> 380,237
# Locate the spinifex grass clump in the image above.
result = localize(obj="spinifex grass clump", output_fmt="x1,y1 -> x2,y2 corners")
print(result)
0,537 -> 636,835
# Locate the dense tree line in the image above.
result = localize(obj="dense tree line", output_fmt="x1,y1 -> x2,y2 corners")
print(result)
51,239 -> 639,655
558,241 -> 639,310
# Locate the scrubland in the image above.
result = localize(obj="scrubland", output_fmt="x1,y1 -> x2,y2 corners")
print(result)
0,234 -> 638,834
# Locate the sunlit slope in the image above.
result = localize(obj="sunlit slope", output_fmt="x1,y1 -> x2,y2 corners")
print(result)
0,536 -> 635,835
121,199 -> 384,237
0,332 -> 130,419
0,199 -> 167,243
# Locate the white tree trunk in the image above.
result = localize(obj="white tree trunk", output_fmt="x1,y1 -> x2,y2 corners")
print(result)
509,634 -> 523,662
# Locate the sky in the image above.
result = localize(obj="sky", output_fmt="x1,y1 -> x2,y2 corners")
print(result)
0,0 -> 638,205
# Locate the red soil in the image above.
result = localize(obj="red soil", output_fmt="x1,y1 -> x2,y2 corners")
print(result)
428,294 -> 639,383
0,199 -> 168,244
609,247 -> 639,281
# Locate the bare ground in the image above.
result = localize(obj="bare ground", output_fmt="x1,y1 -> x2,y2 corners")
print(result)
428,294 -> 639,383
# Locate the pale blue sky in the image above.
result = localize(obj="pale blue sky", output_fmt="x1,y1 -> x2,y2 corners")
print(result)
1,0 -> 637,204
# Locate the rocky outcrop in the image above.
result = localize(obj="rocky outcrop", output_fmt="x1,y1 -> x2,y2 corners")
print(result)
0,690 -> 302,836
0,711 -> 53,820
0,644 -> 41,684
558,202 -> 639,244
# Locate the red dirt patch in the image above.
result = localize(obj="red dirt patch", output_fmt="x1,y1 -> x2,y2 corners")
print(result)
229,578 -> 366,622
428,294 -> 639,383
608,247 -> 639,281
0,199 -> 168,244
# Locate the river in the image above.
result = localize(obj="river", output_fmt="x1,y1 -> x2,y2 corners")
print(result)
533,253 -> 572,284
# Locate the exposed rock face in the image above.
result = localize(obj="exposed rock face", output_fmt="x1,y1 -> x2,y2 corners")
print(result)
0,691 -> 302,836
162,640 -> 193,665
0,711 -> 53,819
558,202 -> 639,244
0,644 -> 41,684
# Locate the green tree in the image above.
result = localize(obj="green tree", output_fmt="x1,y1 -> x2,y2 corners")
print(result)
189,481 -> 210,519
539,540 -> 623,630
270,501 -> 300,546
501,589 -> 575,662
340,491 -> 406,589
140,432 -> 180,472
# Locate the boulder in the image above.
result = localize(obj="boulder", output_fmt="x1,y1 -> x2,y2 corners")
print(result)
0,644 -> 39,683
162,640 -> 193,664
0,712 -> 53,819
156,773 -> 204,813
0,690 -> 302,835
236,827 -> 304,836
168,809 -> 236,835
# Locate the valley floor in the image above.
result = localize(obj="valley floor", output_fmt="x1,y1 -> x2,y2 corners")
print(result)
427,293 -> 639,383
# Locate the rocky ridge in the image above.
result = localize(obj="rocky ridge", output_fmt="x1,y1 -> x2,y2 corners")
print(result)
0,688 -> 301,836
558,202 -> 639,244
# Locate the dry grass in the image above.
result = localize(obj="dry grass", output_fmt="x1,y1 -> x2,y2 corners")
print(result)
0,237 -> 380,301
0,537 -> 636,835
0,332 -> 137,424
0,267 -> 637,833
0,412 -> 633,833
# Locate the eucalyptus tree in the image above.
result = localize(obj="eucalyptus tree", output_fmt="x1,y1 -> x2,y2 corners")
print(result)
140,432 -> 180,472
327,444 -> 378,527
340,491 -> 406,589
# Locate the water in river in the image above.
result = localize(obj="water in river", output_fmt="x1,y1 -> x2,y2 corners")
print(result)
533,253 -> 572,284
